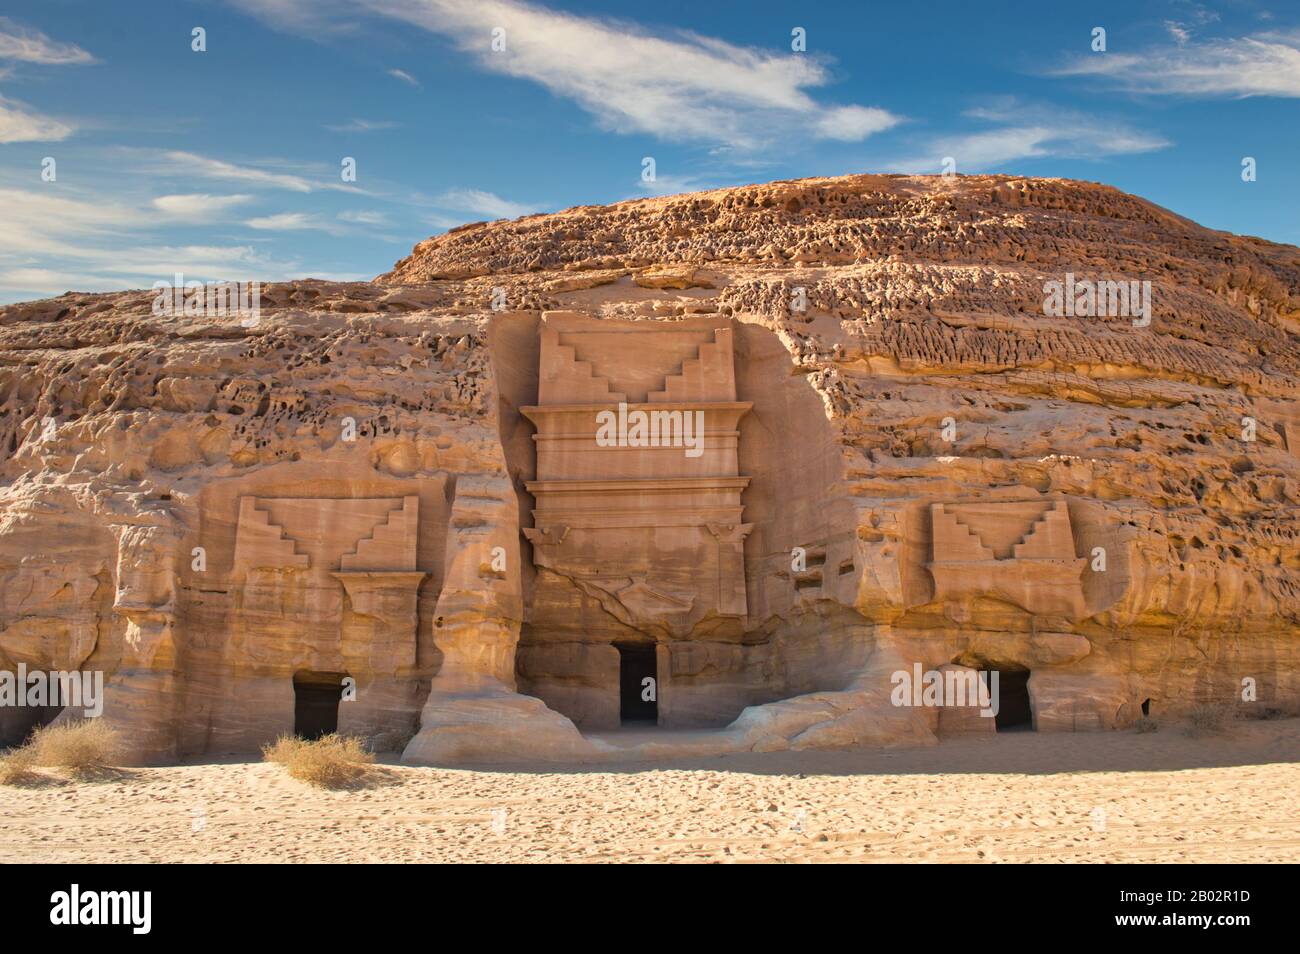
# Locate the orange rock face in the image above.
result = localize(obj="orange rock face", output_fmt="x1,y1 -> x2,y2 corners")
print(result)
2,173 -> 1298,764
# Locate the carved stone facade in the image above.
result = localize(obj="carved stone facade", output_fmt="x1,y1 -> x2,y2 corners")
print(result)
928,501 -> 1087,619
229,495 -> 424,675
519,315 -> 753,727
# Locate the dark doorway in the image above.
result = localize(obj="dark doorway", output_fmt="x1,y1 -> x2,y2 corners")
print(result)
0,704 -> 63,748
293,671 -> 347,740
617,644 -> 658,725
995,669 -> 1033,731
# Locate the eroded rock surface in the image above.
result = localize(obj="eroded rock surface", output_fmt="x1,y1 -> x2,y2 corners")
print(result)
2,173 -> 1298,763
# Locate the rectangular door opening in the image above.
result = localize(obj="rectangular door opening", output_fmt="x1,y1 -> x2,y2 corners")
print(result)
995,669 -> 1033,731
293,671 -> 347,740
616,644 -> 658,725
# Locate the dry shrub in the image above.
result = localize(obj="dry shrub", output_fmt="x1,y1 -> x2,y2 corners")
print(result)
28,719 -> 122,776
262,733 -> 374,788
1,719 -> 122,782
1184,703 -> 1234,738
32,722 -> 122,779
1135,716 -> 1158,733
0,745 -> 38,785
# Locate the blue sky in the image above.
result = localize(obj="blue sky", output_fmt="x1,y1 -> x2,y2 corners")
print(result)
0,0 -> 1296,303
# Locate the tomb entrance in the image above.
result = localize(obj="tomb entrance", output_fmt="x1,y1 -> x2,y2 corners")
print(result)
519,315 -> 752,729
995,669 -> 1034,731
293,670 -> 349,739
616,643 -> 659,724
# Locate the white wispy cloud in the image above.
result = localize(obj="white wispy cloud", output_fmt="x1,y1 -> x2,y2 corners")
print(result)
0,186 -> 149,258
0,244 -> 305,297
811,105 -> 899,142
0,184 -> 351,300
0,18 -> 96,65
432,188 -> 541,219
337,209 -> 389,225
136,150 -> 365,194
245,211 -> 391,238
0,94 -> 73,142
1165,21 -> 1192,46
246,212 -> 339,232
387,68 -> 419,87
152,151 -> 317,192
79,244 -> 296,278
0,251 -> 370,299
0,20 -> 87,143
234,0 -> 900,149
884,103 -> 1170,173
324,118 -> 399,133
152,193 -> 254,217
1055,29 -> 1300,98
225,0 -> 359,35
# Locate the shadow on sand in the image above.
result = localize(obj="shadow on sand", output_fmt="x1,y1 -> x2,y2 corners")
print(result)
145,717 -> 1300,783
420,715 -> 1300,779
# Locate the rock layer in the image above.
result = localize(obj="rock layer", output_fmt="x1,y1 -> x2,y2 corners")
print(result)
2,173 -> 1298,763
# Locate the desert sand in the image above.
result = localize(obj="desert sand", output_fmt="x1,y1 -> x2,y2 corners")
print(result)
3,719 -> 1297,864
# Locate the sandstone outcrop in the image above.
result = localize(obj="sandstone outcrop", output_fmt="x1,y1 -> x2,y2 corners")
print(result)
2,173 -> 1298,764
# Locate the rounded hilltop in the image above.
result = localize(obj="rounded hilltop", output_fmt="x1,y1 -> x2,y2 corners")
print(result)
379,173 -> 1300,320
368,171 -> 1300,403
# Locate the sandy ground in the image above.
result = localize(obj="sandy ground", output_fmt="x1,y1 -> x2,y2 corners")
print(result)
3,719 -> 1298,863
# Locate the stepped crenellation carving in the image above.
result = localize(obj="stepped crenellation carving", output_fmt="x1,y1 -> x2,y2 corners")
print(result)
520,313 -> 753,727
928,500 -> 1087,619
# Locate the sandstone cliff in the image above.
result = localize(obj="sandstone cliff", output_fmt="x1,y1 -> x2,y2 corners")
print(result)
2,173 -> 1298,763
